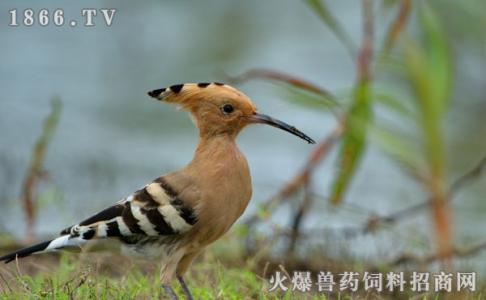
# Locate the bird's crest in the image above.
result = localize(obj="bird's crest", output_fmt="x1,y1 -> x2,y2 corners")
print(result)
147,82 -> 243,109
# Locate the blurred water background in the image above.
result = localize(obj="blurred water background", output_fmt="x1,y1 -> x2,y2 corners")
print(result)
0,0 -> 485,273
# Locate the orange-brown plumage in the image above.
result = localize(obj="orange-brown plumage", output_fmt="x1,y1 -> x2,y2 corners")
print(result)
1,82 -> 314,299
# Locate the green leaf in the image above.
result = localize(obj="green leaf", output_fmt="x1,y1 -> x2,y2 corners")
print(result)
305,0 -> 355,56
400,2 -> 451,177
401,37 -> 430,114
400,3 -> 451,120
330,82 -> 372,204
420,1 -> 451,117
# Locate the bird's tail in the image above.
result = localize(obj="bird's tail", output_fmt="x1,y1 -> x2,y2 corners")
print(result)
0,235 -> 83,263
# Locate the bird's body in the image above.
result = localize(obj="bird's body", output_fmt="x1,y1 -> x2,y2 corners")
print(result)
0,82 -> 314,299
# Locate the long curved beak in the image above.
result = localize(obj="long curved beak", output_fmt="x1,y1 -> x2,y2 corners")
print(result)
249,112 -> 315,144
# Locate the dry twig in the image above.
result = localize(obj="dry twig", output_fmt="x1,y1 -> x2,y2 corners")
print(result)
381,0 -> 412,58
390,239 -> 486,267
224,68 -> 344,117
224,68 -> 337,104
21,98 -> 61,242
362,154 -> 486,234
272,154 -> 486,241
286,182 -> 313,255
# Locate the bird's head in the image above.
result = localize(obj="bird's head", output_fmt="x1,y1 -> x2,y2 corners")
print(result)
148,82 -> 315,144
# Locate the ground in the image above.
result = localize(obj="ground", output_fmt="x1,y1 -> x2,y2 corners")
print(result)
0,235 -> 483,299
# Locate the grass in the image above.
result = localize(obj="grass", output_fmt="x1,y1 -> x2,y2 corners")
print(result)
1,246 -> 483,300
0,249 -> 298,300
0,233 -> 483,299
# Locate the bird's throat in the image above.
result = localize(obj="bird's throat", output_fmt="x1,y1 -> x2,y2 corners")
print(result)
192,135 -> 240,163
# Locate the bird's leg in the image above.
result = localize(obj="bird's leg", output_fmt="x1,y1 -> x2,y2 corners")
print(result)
177,276 -> 194,300
162,284 -> 179,300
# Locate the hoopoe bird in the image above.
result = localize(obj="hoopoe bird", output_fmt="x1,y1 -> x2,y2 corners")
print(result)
0,82 -> 314,299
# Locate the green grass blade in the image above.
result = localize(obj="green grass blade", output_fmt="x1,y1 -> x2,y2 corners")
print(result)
420,1 -> 452,118
330,82 -> 371,204
400,2 -> 451,177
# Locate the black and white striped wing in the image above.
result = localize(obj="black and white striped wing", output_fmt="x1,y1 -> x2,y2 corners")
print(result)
61,177 -> 198,241
0,177 -> 198,263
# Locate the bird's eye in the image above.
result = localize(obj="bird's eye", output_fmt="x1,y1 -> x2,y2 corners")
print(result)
221,104 -> 234,114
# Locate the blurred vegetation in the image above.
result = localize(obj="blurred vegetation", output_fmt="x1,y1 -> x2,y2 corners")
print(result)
20,98 -> 62,244
230,0 -> 486,297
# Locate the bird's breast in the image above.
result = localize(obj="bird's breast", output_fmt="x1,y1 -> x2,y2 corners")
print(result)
190,150 -> 252,245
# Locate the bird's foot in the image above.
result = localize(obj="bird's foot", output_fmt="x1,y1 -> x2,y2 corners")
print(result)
162,284 -> 179,300
177,276 -> 194,300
